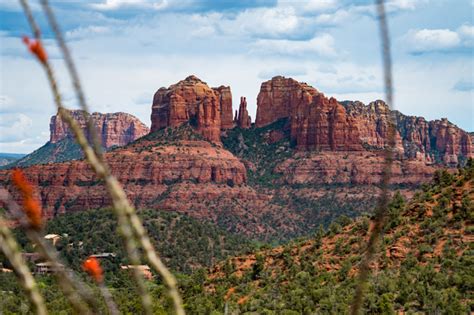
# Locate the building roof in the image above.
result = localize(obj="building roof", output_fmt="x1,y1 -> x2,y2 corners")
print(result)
44,234 -> 61,239
120,265 -> 151,270
90,253 -> 117,258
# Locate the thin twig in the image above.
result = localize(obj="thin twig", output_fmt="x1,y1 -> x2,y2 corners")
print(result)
0,218 -> 47,315
19,1 -> 185,313
99,283 -> 120,315
39,0 -> 105,162
0,188 -> 95,314
350,0 -> 396,314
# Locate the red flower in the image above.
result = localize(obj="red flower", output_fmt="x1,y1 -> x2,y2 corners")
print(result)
82,257 -> 103,283
11,169 -> 42,230
22,36 -> 48,64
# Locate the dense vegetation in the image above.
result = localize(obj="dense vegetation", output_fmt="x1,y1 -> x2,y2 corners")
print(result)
222,119 -> 293,186
6,208 -> 255,274
0,209 -> 257,313
182,161 -> 474,314
1,162 -> 472,313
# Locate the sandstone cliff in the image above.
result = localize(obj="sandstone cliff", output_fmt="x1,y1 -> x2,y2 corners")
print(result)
235,97 -> 251,129
256,76 -> 473,165
50,110 -> 149,149
1,128 -> 246,217
343,100 -> 473,165
150,75 -> 234,143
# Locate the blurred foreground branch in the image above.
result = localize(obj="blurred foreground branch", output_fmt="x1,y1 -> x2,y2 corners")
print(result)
0,214 -> 47,315
19,0 -> 185,314
350,0 -> 396,314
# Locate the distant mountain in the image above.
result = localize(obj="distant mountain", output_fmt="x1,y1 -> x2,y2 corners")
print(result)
183,161 -> 474,314
0,153 -> 25,167
6,137 -> 83,168
5,110 -> 149,168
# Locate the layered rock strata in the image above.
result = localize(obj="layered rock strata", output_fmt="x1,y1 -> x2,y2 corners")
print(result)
50,110 -> 149,148
150,75 -> 234,143
256,76 -> 473,165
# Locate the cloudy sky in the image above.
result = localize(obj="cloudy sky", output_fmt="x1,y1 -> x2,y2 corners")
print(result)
0,0 -> 473,153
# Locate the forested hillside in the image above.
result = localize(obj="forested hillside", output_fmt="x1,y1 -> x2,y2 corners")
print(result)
182,161 -> 474,314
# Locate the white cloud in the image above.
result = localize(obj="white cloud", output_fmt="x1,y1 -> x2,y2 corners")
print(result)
387,0 -> 425,10
258,66 -> 308,79
251,33 -> 337,56
315,9 -> 352,26
405,28 -> 461,52
404,24 -> 473,53
91,0 -> 168,10
458,24 -> 474,38
278,0 -> 338,13
0,114 -> 33,143
229,6 -> 300,39
66,26 -> 111,40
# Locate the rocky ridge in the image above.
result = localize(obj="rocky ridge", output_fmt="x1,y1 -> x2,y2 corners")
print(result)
150,75 -> 233,143
50,110 -> 149,149
256,76 -> 473,165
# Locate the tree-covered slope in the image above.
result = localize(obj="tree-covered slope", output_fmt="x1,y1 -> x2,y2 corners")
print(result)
182,161 -> 474,314
10,208 -> 256,274
4,138 -> 83,168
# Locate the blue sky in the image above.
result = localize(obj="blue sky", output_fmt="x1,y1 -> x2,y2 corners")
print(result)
0,0 -> 473,153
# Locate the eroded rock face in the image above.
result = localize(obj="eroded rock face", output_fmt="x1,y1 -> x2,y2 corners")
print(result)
256,76 -> 317,128
343,101 -> 473,165
150,75 -> 233,143
0,138 -> 247,218
235,97 -> 251,129
255,76 -> 473,164
213,86 -> 234,130
274,151 -> 436,186
50,110 -> 149,149
255,76 -> 362,151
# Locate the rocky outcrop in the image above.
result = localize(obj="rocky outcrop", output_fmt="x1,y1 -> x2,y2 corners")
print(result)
255,76 -> 362,151
50,110 -> 149,148
255,76 -> 473,165
274,151 -> 436,186
256,76 -> 317,128
343,101 -> 473,165
235,97 -> 251,129
150,76 -> 234,143
213,86 -> 234,130
0,136 -> 247,218
291,94 -> 363,151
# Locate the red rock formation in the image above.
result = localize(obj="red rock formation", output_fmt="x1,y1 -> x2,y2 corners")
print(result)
291,94 -> 363,151
256,76 -> 317,128
255,76 -> 362,151
213,86 -> 234,129
255,76 -> 473,164
235,97 -> 251,129
50,110 -> 149,148
428,118 -> 473,165
343,101 -> 473,165
150,76 -> 234,143
0,138 -> 247,218
274,151 -> 436,186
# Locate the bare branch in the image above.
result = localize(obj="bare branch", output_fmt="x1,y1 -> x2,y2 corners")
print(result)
350,0 -> 396,314
0,218 -> 47,315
